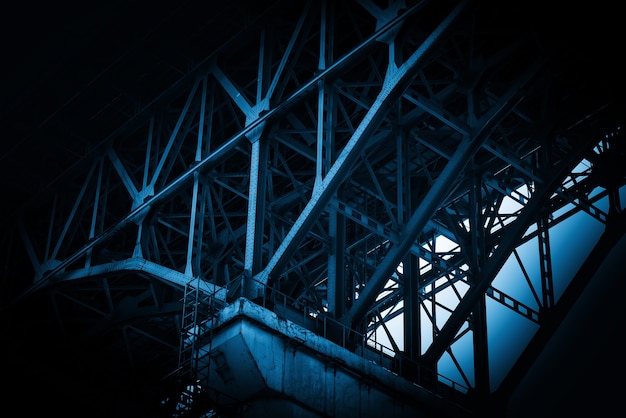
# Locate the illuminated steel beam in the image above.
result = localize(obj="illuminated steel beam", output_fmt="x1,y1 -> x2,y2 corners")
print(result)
421,130 -> 599,368
255,0 -> 469,287
341,53 -> 547,329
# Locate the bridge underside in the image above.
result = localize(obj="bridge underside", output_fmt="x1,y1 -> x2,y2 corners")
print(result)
194,298 -> 469,417
1,1 -> 625,417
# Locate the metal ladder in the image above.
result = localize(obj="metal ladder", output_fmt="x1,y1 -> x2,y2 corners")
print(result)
173,277 -> 222,417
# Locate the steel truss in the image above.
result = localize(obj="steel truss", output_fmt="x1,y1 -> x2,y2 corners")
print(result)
2,0 -> 624,415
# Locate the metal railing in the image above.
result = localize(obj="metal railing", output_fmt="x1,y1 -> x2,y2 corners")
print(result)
241,276 -> 470,397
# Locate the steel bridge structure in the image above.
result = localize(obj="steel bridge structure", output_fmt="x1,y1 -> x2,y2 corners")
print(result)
1,1 -> 625,417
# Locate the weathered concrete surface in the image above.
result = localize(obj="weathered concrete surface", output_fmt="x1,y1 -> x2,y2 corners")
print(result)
200,298 -> 472,417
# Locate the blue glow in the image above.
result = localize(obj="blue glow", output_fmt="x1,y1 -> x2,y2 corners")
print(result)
549,211 -> 604,301
371,159 -> 624,395
483,200 -> 604,389
438,327 -> 475,387
492,236 -> 541,309
486,298 -> 539,390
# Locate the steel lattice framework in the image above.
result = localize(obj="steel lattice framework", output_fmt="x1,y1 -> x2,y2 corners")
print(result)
1,0 -> 624,416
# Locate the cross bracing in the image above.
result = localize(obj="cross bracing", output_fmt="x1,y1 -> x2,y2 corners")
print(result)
1,0 -> 624,416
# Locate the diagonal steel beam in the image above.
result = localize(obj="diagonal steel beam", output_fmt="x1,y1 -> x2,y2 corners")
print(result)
255,0 -> 470,287
340,51 -> 550,329
57,258 -> 227,300
492,208 -> 626,404
14,0 -> 440,302
420,130 -> 600,368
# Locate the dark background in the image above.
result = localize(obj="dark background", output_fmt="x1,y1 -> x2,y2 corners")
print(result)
2,1 -> 625,416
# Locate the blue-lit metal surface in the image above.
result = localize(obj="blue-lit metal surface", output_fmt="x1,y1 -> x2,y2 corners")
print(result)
1,0 -> 624,416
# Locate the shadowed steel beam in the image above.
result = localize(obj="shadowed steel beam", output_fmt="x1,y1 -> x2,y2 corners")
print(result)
86,158 -> 104,267
212,65 -> 253,117
340,53 -> 549,329
148,79 -> 200,190
184,171 -> 201,276
420,131 -> 599,368
14,0 -> 437,301
50,163 -> 97,261
255,0 -> 470,287
492,209 -> 626,405
107,148 -> 140,203
265,0 -> 311,101
57,257 -> 227,300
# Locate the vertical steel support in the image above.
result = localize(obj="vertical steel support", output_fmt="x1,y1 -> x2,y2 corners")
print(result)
421,132 -> 598,367
537,214 -> 554,310
403,255 -> 420,355
398,128 -> 421,373
192,176 -> 209,278
256,0 -> 469,288
244,136 -> 269,299
317,0 -> 347,318
315,0 -> 329,188
536,143 -> 555,311
185,171 -> 201,276
184,77 -> 209,277
469,165 -> 490,398
243,30 -> 272,299
328,204 -> 346,318
341,29 -> 543,328
315,85 -> 326,187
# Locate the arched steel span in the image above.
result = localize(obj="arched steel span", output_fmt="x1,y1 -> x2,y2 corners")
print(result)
1,0 -> 624,416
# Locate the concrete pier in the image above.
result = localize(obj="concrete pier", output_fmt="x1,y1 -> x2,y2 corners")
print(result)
200,298 -> 471,417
